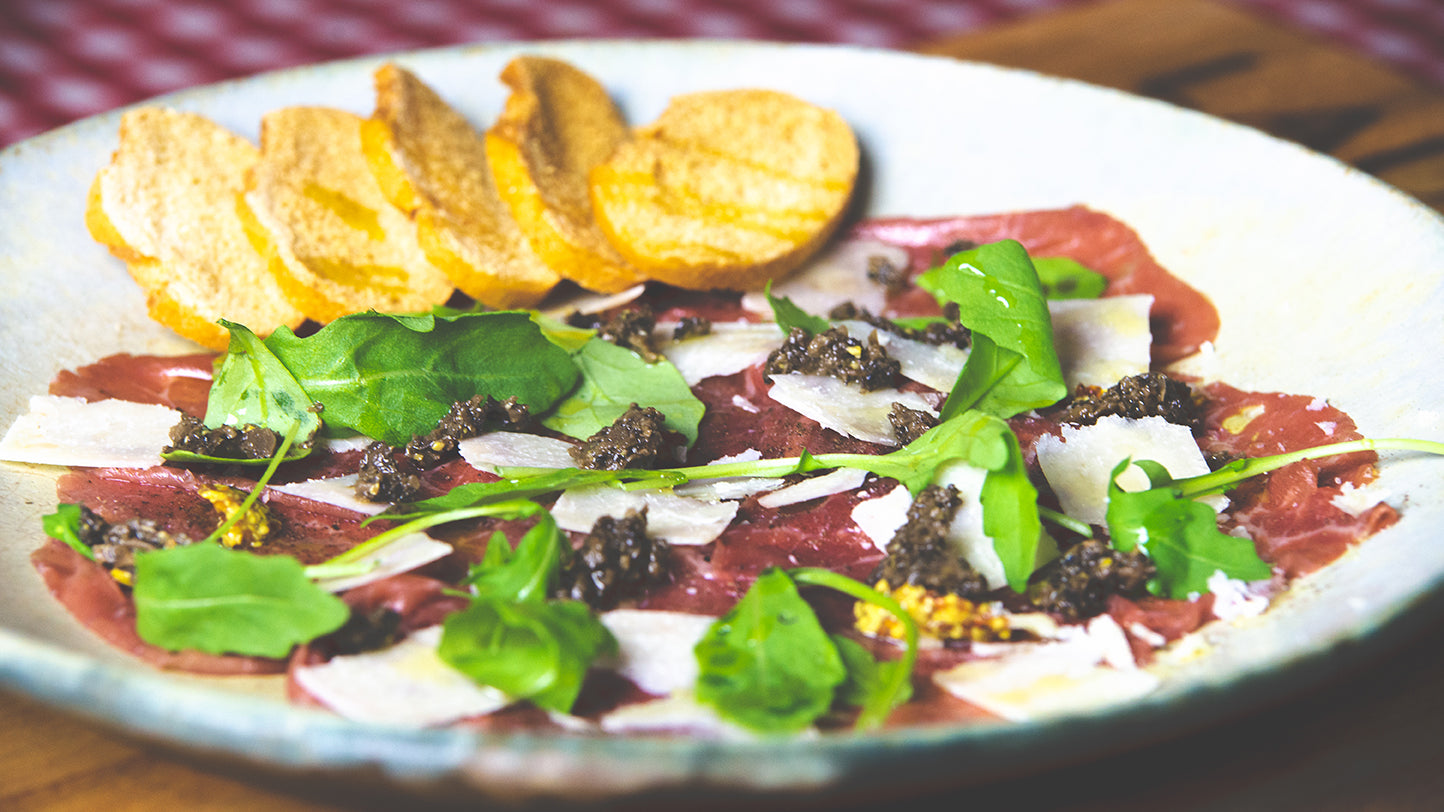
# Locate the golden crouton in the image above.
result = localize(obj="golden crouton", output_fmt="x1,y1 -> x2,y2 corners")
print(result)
589,89 -> 858,291
485,55 -> 644,293
86,107 -> 305,350
363,63 -> 559,308
240,106 -> 455,322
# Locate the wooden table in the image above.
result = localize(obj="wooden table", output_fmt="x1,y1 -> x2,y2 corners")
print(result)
4,1 -> 1442,809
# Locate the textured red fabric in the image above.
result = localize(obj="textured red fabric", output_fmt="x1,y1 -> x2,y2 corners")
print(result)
0,0 -> 1438,147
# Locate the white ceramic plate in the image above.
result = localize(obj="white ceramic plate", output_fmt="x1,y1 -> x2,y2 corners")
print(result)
1,41 -> 1442,803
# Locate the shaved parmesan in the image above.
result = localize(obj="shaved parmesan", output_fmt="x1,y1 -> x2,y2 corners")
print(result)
659,322 -> 783,386
318,434 -> 375,453
741,238 -> 907,317
936,461 -> 1005,590
0,395 -> 178,468
767,374 -> 937,446
599,609 -> 716,695
293,626 -> 510,727
310,532 -> 454,593
269,474 -> 388,516
675,475 -> 785,501
551,486 -> 739,546
756,468 -> 867,508
1047,295 -> 1153,389
1036,415 -> 1218,526
540,283 -> 646,319
458,432 -> 576,473
838,321 -> 968,392
599,691 -> 755,738
674,450 -> 785,500
933,615 -> 1156,721
849,463 -> 1005,589
850,483 -> 913,550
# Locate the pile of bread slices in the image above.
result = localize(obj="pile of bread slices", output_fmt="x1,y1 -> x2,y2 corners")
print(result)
86,56 -> 860,350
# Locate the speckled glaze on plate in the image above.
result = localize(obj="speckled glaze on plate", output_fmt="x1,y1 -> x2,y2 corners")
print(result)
1,41 -> 1442,803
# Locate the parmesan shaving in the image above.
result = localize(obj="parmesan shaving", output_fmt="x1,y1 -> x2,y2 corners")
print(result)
766,374 -> 937,446
0,395 -> 178,468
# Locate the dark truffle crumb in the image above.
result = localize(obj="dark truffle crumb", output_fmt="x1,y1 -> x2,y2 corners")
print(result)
1027,539 -> 1155,620
1048,372 -> 1204,433
671,315 -> 713,341
75,505 -> 194,587
166,415 -> 283,459
940,239 -> 978,262
866,253 -> 910,295
889,402 -> 939,446
570,404 -> 674,471
355,441 -> 422,503
871,485 -> 989,598
322,607 -> 405,656
554,509 -> 670,610
763,326 -> 900,391
827,301 -> 970,350
568,305 -> 661,362
404,395 -> 530,469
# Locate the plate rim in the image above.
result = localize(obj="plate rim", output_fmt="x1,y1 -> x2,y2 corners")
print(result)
1,37 -> 1442,800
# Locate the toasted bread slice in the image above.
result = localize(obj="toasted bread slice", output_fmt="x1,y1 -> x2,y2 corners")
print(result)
86,107 -> 306,350
240,106 -> 455,322
589,89 -> 858,291
485,56 -> 643,293
363,63 -> 559,308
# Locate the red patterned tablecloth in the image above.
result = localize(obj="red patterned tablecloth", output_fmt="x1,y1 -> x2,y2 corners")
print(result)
0,0 -> 1440,147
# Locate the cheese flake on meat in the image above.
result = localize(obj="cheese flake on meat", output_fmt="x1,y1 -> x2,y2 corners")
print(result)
458,432 -> 576,473
850,463 -> 1006,590
551,485 -> 739,546
0,395 -> 179,468
756,468 -> 867,508
936,461 -> 1006,590
1047,295 -> 1153,389
598,691 -> 756,739
293,626 -> 510,727
599,609 -> 717,696
741,238 -> 907,318
837,320 -> 968,393
933,615 -> 1157,721
851,483 -> 913,550
1035,415 -> 1218,526
310,532 -> 454,593
269,474 -> 388,516
658,322 -> 783,386
767,374 -> 938,446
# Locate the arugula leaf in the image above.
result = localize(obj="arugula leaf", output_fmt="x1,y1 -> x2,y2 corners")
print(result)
918,240 -> 1066,419
458,507 -> 563,604
531,312 -> 595,353
543,337 -> 705,446
1105,458 -> 1271,598
1102,437 -> 1444,598
132,543 -> 349,657
1032,256 -> 1107,300
790,568 -> 918,730
336,496 -> 614,713
259,310 -> 579,446
694,568 -> 847,734
979,428 -> 1045,592
171,321 -> 320,463
832,635 -> 912,722
765,280 -> 831,335
438,595 -> 615,713
42,504 -> 93,561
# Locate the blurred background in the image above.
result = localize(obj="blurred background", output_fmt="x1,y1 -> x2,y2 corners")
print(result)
0,0 -> 1440,148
